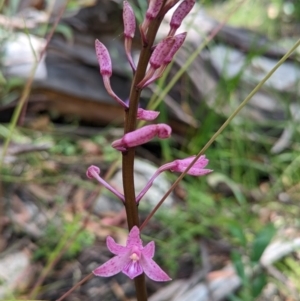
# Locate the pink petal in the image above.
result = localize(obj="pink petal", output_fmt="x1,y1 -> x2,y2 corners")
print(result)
126,226 -> 143,248
122,260 -> 144,279
93,254 -> 130,277
137,108 -> 160,121
157,124 -> 172,138
143,241 -> 155,259
176,155 -> 209,169
140,256 -> 171,282
106,236 -> 128,255
183,167 -> 213,176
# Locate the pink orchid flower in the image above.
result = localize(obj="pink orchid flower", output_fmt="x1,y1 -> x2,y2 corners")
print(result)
136,155 -> 212,203
169,155 -> 213,175
94,226 -> 171,281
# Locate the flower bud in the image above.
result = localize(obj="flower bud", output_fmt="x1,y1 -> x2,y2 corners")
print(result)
123,1 -> 136,39
95,39 -> 112,76
95,40 -> 128,108
146,0 -> 163,21
112,124 -> 172,151
150,37 -> 175,69
137,108 -> 160,121
86,165 -> 100,179
140,0 -> 164,37
164,32 -> 187,64
169,0 -> 195,35
87,165 -> 125,202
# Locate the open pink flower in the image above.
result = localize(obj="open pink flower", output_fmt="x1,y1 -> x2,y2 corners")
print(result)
169,155 -> 213,175
94,226 -> 171,281
136,155 -> 212,203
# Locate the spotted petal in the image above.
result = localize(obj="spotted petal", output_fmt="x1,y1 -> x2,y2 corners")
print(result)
93,253 -> 130,277
143,241 -> 155,259
106,236 -> 128,255
140,256 -> 171,281
126,226 -> 143,248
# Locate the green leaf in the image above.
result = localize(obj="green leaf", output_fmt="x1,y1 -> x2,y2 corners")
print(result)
250,223 -> 276,262
227,220 -> 247,247
231,250 -> 247,285
55,24 -> 74,43
228,294 -> 243,301
0,71 -> 6,85
252,273 -> 266,298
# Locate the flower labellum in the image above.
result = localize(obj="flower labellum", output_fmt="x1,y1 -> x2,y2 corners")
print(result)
93,226 -> 171,281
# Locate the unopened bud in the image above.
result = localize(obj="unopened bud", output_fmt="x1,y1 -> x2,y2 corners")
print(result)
87,165 -> 125,202
112,124 -> 172,151
86,165 -> 100,179
95,39 -> 112,76
169,0 -> 195,35
164,32 -> 187,64
123,1 -> 136,38
150,37 -> 175,69
146,0 -> 164,20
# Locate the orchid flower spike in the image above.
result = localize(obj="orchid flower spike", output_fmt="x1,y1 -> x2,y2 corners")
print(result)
93,226 -> 171,281
123,1 -> 136,71
95,40 -> 127,109
112,124 -> 172,151
169,0 -> 196,36
86,165 -> 125,202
